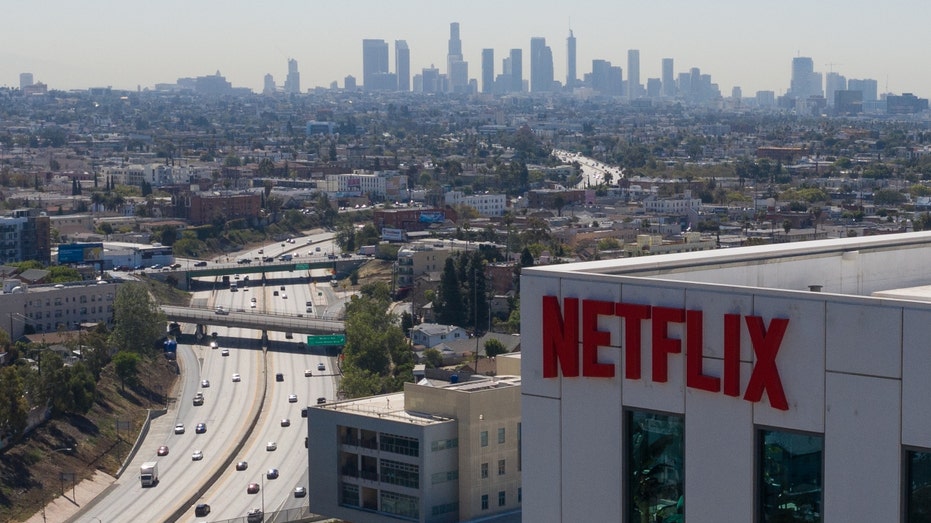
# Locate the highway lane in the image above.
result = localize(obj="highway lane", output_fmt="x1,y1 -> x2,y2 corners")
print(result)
195,269 -> 340,521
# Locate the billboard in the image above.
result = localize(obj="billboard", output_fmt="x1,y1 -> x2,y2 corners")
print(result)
58,243 -> 103,264
418,211 -> 445,223
382,227 -> 405,242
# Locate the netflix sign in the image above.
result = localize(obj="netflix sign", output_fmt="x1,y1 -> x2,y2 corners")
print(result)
542,296 -> 790,411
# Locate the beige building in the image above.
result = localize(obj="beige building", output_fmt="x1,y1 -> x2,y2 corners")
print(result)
0,280 -> 118,339
308,372 -> 522,522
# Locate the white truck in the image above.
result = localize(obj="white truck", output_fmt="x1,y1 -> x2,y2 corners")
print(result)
140,461 -> 159,487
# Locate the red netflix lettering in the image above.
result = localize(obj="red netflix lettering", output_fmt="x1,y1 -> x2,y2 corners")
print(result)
542,296 -> 579,378
652,307 -> 685,383
582,300 -> 616,378
541,296 -> 791,411
686,310 -> 720,392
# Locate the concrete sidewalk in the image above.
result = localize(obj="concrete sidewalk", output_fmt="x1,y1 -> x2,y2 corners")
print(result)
24,471 -> 115,523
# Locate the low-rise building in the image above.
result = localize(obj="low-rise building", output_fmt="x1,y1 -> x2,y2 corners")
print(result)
308,374 -> 522,523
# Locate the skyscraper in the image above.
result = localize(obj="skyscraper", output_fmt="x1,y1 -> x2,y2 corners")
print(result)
447,22 -> 468,93
825,72 -> 846,106
566,30 -> 577,90
395,40 -> 410,92
362,39 -> 391,91
263,73 -> 276,95
662,58 -> 675,97
848,78 -> 878,102
284,58 -> 300,94
627,50 -> 640,100
790,56 -> 822,99
530,37 -> 553,92
481,48 -> 495,94
19,73 -> 34,90
509,48 -> 523,93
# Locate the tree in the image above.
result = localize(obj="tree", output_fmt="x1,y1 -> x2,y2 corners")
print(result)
435,258 -> 464,326
0,366 -> 29,439
339,291 -> 413,398
109,283 -> 166,354
484,338 -> 507,358
423,347 -> 444,368
112,351 -> 141,392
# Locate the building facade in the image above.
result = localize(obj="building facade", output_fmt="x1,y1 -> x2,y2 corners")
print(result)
0,280 -> 119,339
0,209 -> 51,264
308,376 -> 522,523
522,231 -> 931,522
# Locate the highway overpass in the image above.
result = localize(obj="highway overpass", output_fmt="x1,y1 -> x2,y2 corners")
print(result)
161,305 -> 345,337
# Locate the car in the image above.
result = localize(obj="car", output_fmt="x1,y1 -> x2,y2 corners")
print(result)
247,483 -> 260,494
273,290 -> 279,296
263,256 -> 274,263
275,372 -> 284,382
288,394 -> 297,403
251,296 -> 257,303
301,407 -> 308,418
151,264 -> 161,270
232,373 -> 241,382
315,246 -> 321,251
267,468 -> 279,479
250,302 -> 256,308
193,392 -> 204,406
236,461 -> 248,471
221,349 -> 229,357
195,503 -> 211,517
294,486 -> 307,498
281,292 -> 287,299
304,369 -> 313,377
174,423 -> 185,434
280,286 -> 286,291
201,379 -> 210,388
192,450 -> 203,460
209,340 -> 218,349
194,261 -> 208,267
171,263 -> 182,269
281,418 -> 291,427
247,508 -> 263,523
157,445 -> 169,456
196,423 -> 206,434
317,363 -> 326,371
317,397 -> 327,405
266,441 -> 277,451
215,306 -> 229,315
306,306 -> 313,313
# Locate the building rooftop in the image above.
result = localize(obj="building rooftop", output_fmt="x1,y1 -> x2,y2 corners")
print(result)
526,231 -> 931,303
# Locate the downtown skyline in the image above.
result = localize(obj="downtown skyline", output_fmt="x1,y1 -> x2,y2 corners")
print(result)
2,0 -> 928,98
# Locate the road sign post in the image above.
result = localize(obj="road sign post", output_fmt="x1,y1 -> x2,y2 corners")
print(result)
306,334 -> 346,347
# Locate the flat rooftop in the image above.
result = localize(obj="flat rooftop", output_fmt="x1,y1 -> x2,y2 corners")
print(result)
525,231 -> 931,303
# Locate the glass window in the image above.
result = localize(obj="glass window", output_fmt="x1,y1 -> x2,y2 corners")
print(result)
627,410 -> 684,523
498,459 -> 506,475
481,430 -> 488,447
380,490 -> 419,519
481,494 -> 488,510
481,462 -> 488,479
380,459 -> 420,489
759,429 -> 823,522
498,427 -> 506,444
907,450 -> 931,522
499,490 -> 506,506
380,433 -> 419,457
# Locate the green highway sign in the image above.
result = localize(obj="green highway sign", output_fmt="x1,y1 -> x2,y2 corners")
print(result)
295,263 -> 309,270
307,334 -> 346,346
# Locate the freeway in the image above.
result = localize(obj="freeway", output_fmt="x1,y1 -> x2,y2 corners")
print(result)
76,232 -> 344,522
160,304 -> 345,336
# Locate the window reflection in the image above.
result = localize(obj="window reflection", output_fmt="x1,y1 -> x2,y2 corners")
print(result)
907,450 -> 931,522
759,429 -> 823,522
627,410 -> 685,523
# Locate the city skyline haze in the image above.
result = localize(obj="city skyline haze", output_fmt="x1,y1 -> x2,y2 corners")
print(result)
2,0 -> 926,97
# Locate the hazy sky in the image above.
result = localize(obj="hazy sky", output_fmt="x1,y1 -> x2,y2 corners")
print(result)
2,0 -> 928,97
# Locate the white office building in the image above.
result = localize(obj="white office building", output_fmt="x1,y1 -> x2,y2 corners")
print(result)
521,231 -> 931,522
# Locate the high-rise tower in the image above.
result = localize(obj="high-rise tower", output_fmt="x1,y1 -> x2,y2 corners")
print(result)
790,56 -> 822,99
530,37 -> 553,92
481,48 -> 495,94
362,39 -> 391,90
661,58 -> 675,97
566,30 -> 577,90
447,22 -> 468,93
509,48 -> 523,93
627,50 -> 640,100
396,40 -> 410,92
284,58 -> 300,94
